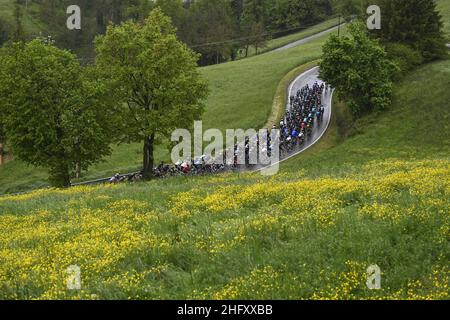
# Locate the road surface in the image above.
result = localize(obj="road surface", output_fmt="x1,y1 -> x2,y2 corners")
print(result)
1,27 -> 337,195
273,24 -> 343,52
254,66 -> 333,172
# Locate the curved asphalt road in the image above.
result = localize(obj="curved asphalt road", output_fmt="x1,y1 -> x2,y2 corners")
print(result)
1,27 -> 337,195
288,66 -> 332,143
274,24 -> 343,52
261,40 -> 450,170
254,66 -> 333,172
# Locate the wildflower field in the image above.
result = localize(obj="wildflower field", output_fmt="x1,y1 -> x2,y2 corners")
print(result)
0,60 -> 449,300
0,159 -> 448,299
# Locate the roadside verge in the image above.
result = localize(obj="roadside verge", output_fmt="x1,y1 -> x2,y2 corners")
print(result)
264,60 -> 319,129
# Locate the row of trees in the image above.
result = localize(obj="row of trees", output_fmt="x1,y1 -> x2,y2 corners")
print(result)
367,0 -> 448,62
176,0 -> 334,63
0,9 -> 207,186
0,1 -> 27,46
320,0 -> 447,115
2,0 -> 336,65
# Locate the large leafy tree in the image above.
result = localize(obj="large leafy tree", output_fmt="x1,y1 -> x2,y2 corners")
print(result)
95,8 -> 208,179
0,47 -> 5,166
331,0 -> 364,22
319,22 -> 396,115
0,110 -> 5,166
0,45 -> 7,166
240,0 -> 270,56
0,39 -> 116,187
365,0 -> 447,61
188,0 -> 237,64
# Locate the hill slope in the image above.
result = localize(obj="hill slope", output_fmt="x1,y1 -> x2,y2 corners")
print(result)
0,60 -> 448,299
0,24 -> 344,194
2,0 -> 449,193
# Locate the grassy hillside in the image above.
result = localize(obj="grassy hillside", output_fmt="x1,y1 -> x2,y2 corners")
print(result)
281,59 -> 450,175
2,0 -> 448,193
0,60 -> 448,299
242,17 -> 341,58
0,24 -> 345,194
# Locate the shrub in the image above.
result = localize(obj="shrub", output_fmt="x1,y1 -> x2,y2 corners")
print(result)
384,43 -> 423,78
319,22 -> 396,115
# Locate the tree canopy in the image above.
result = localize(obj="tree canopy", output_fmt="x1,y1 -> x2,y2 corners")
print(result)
319,22 -> 396,115
365,0 -> 447,61
0,39 -> 116,187
95,8 -> 208,179
3,0 -> 336,65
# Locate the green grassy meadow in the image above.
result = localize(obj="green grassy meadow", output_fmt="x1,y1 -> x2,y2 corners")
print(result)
0,23 -> 344,194
0,60 -> 448,299
0,1 -> 449,300
2,0 -> 449,194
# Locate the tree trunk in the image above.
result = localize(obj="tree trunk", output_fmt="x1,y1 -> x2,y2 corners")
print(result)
49,162 -> 71,188
143,134 -> 155,180
51,118 -> 70,187
0,142 -> 4,165
75,161 -> 81,179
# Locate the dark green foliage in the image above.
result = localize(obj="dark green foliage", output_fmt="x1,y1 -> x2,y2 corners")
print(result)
95,8 -> 208,179
319,22 -> 396,115
366,0 -> 447,61
0,40 -> 116,187
36,0 -> 155,62
333,0 -> 364,19
239,0 -> 270,57
4,0 -> 334,65
0,110 -> 5,166
384,43 -> 423,78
